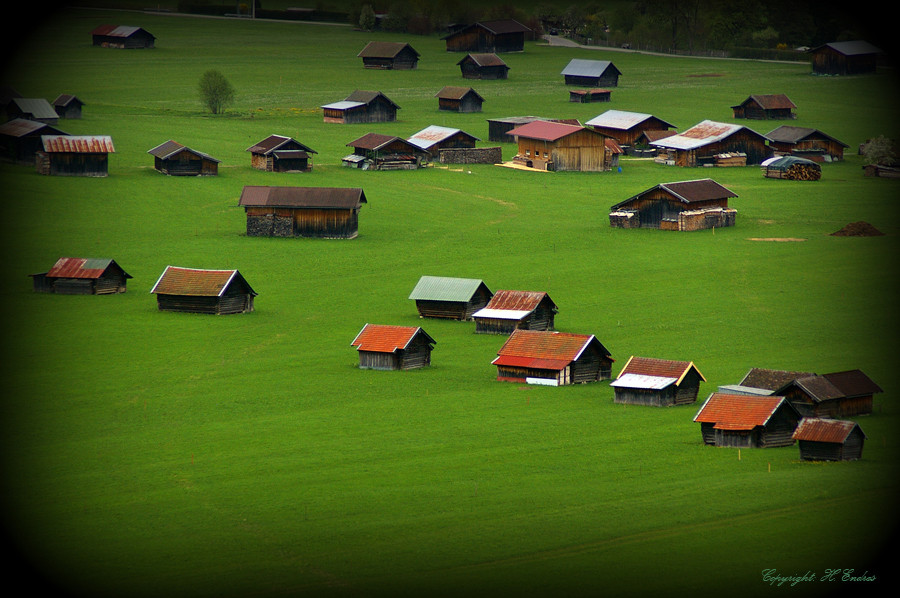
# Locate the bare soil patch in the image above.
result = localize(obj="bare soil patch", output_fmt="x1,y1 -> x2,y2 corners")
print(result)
830,221 -> 885,237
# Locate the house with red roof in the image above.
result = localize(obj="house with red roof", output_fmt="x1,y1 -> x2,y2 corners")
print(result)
505,119 -> 616,172
693,393 -> 801,448
793,418 -> 866,461
150,266 -> 257,314
611,356 -> 706,406
31,257 -> 131,295
492,330 -> 613,385
36,134 -> 115,177
351,324 -> 436,370
472,290 -> 558,335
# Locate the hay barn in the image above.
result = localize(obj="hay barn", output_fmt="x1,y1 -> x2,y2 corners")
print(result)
773,370 -> 883,418
434,86 -> 485,113
609,178 -> 737,231
148,140 -> 219,176
238,185 -> 367,239
568,89 -> 611,103
5,98 -> 58,124
0,119 -> 67,165
487,116 -> 547,142
611,356 -> 706,406
561,59 -> 621,87
408,125 -> 479,154
808,40 -> 881,75
31,257 -> 131,295
357,41 -> 419,69
650,120 -> 771,166
492,329 -> 613,386
343,133 -> 427,170
718,367 -> 815,397
351,324 -> 435,370
321,91 -> 400,124
36,135 -> 114,177
731,94 -> 796,120
765,126 -> 848,162
585,110 -> 677,154
457,53 -> 509,79
505,119 -> 614,172
150,266 -> 256,315
442,20 -> 531,53
408,276 -> 493,320
246,135 -> 317,172
693,393 -> 801,448
91,25 -> 155,48
793,418 -> 866,461
473,290 -> 558,334
53,94 -> 84,119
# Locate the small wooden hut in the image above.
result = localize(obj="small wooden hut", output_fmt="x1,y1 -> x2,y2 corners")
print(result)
150,266 -> 256,314
6,98 -> 59,125
351,324 -> 436,370
238,186 -> 367,239
773,370 -> 883,418
568,89 -> 611,103
442,20 -> 532,53
408,126 -> 479,157
0,119 -> 67,165
561,59 -> 621,87
765,126 -> 848,162
343,133 -> 427,170
731,94 -> 796,120
435,86 -> 485,113
36,135 -> 114,177
693,393 -> 801,448
357,41 -> 419,69
492,329 -> 613,385
53,94 -> 85,119
609,178 -> 738,231
808,40 -> 881,75
793,418 -> 866,461
650,120 -> 771,166
408,275 -> 493,320
457,53 -> 509,79
760,156 -> 821,180
611,356 -> 706,406
321,91 -> 400,124
472,290 -> 558,334
91,25 -> 155,48
246,135 -> 317,172
148,140 -> 219,176
31,257 -> 131,295
720,367 -> 815,397
505,119 -> 612,172
585,110 -> 676,152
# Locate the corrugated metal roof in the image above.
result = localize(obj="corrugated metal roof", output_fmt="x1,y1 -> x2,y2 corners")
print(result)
650,120 -> 765,150
610,373 -> 678,390
238,186 -> 366,209
482,289 -> 556,313
585,110 -> 674,130
693,393 -> 789,429
150,266 -> 255,297
617,356 -> 705,384
471,308 -> 533,320
792,418 -> 865,443
0,118 -> 65,138
41,135 -> 115,153
351,324 -> 434,353
459,53 -> 508,67
357,41 -> 419,58
408,276 -> 489,301
45,257 -> 129,279
407,125 -> 479,150
11,98 -> 59,120
505,120 -> 587,142
492,330 -> 607,370
435,86 -> 484,101
561,58 -> 619,78
320,100 -> 366,110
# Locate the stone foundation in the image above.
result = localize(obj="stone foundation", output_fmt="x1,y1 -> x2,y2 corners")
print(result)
438,147 -> 503,164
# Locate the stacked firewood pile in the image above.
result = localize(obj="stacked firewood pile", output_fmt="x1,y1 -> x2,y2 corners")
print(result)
782,161 -> 821,180
761,155 -> 821,180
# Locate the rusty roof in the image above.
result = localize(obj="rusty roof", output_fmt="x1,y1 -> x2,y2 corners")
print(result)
650,120 -> 768,150
458,53 -> 508,67
245,134 -> 316,155
239,186 -> 366,209
481,289 -> 557,313
505,120 -> 592,142
492,330 -> 609,371
150,266 -> 255,297
357,41 -> 419,58
792,418 -> 865,443
44,257 -> 130,279
408,125 -> 479,150
693,393 -> 792,430
618,356 -> 705,384
435,86 -> 484,101
41,135 -> 114,153
0,118 -> 66,138
351,324 -> 435,353
733,94 -> 796,110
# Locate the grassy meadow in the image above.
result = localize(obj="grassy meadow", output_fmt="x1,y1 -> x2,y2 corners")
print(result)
1,7 -> 899,598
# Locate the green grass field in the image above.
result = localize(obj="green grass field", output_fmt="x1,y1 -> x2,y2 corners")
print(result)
1,7 -> 899,598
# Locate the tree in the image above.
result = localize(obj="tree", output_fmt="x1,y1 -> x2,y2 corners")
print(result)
862,135 -> 897,166
359,4 -> 376,31
198,70 -> 235,115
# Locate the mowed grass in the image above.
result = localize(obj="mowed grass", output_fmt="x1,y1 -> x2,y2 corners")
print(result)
1,8 -> 899,598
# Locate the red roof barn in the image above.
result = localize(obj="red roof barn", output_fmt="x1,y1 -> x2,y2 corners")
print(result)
351,324 -> 436,370
611,356 -> 705,406
31,257 -> 131,295
793,418 -> 866,461
694,393 -> 801,448
472,290 -> 558,334
492,329 -> 613,385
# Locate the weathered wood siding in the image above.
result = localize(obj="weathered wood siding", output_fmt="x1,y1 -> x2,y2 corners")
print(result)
811,48 -> 877,75
669,131 -> 770,166
517,130 -> 610,172
156,293 -> 253,315
446,30 -> 524,53
460,63 -> 508,79
36,152 -> 109,177
245,206 -> 360,239
770,137 -> 845,160
613,386 -> 678,406
358,337 -> 432,370
564,73 -> 618,87
438,96 -> 482,113
798,431 -> 864,461
155,155 -> 217,176
415,291 -> 490,320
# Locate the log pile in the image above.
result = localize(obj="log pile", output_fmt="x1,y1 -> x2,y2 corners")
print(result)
783,162 -> 821,180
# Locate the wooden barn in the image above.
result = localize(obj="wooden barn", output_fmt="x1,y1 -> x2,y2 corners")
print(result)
457,53 -> 509,79
53,94 -> 84,119
760,156 -> 821,181
609,178 -> 738,231
408,125 -> 479,154
487,116 -> 547,142
357,41 -> 419,69
408,275 -> 493,320
611,356 -> 706,406
343,133 -> 427,170
150,266 -> 256,315
36,135 -> 114,177
435,86 -> 485,113
650,120 -> 771,167
147,140 -> 219,176
773,370 -> 883,418
793,418 -> 866,461
472,290 -> 558,334
91,25 -> 155,49
238,185 -> 367,239
505,119 -> 614,172
5,98 -> 58,125
561,59 -> 621,87
731,94 -> 796,120
31,257 -> 131,295
808,40 -> 881,75
693,393 -> 801,448
765,126 -> 848,162
351,324 -> 435,370
585,110 -> 676,153
442,20 -> 532,53
722,367 -> 815,397
246,134 -> 317,172
0,119 -> 67,165
321,90 -> 400,124
568,89 -> 611,103
492,329 -> 613,386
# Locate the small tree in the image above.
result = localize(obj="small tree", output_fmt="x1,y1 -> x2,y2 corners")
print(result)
198,70 -> 235,115
862,135 -> 896,166
359,4 -> 376,31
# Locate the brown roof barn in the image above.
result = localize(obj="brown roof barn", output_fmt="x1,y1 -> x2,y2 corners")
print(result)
351,324 -> 436,370
435,86 -> 485,113
492,329 -> 613,385
442,20 -> 532,53
609,178 -> 737,231
457,53 -> 509,79
651,120 -> 771,167
793,418 -> 866,461
246,134 -> 316,172
773,370 -> 883,418
150,266 -> 256,314
53,94 -> 84,119
321,91 -> 400,124
0,119 -> 68,165
765,126 -> 848,162
473,289 -> 558,334
148,140 -> 219,176
344,133 -> 428,170
357,41 -> 419,69
31,257 -> 131,295
808,40 -> 881,75
731,94 -> 796,120
238,185 -> 367,239
91,25 -> 155,49
693,393 -> 801,448
611,356 -> 706,406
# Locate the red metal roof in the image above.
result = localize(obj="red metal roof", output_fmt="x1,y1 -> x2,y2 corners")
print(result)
45,257 -> 123,279
505,120 -> 589,142
619,356 -> 705,383
41,135 -> 115,153
493,329 -> 607,371
693,393 -> 788,430
351,324 -> 434,353
150,266 -> 255,297
792,418 -> 863,443
483,289 -> 556,313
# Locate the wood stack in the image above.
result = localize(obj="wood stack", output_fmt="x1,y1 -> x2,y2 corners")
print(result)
784,162 -> 821,180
